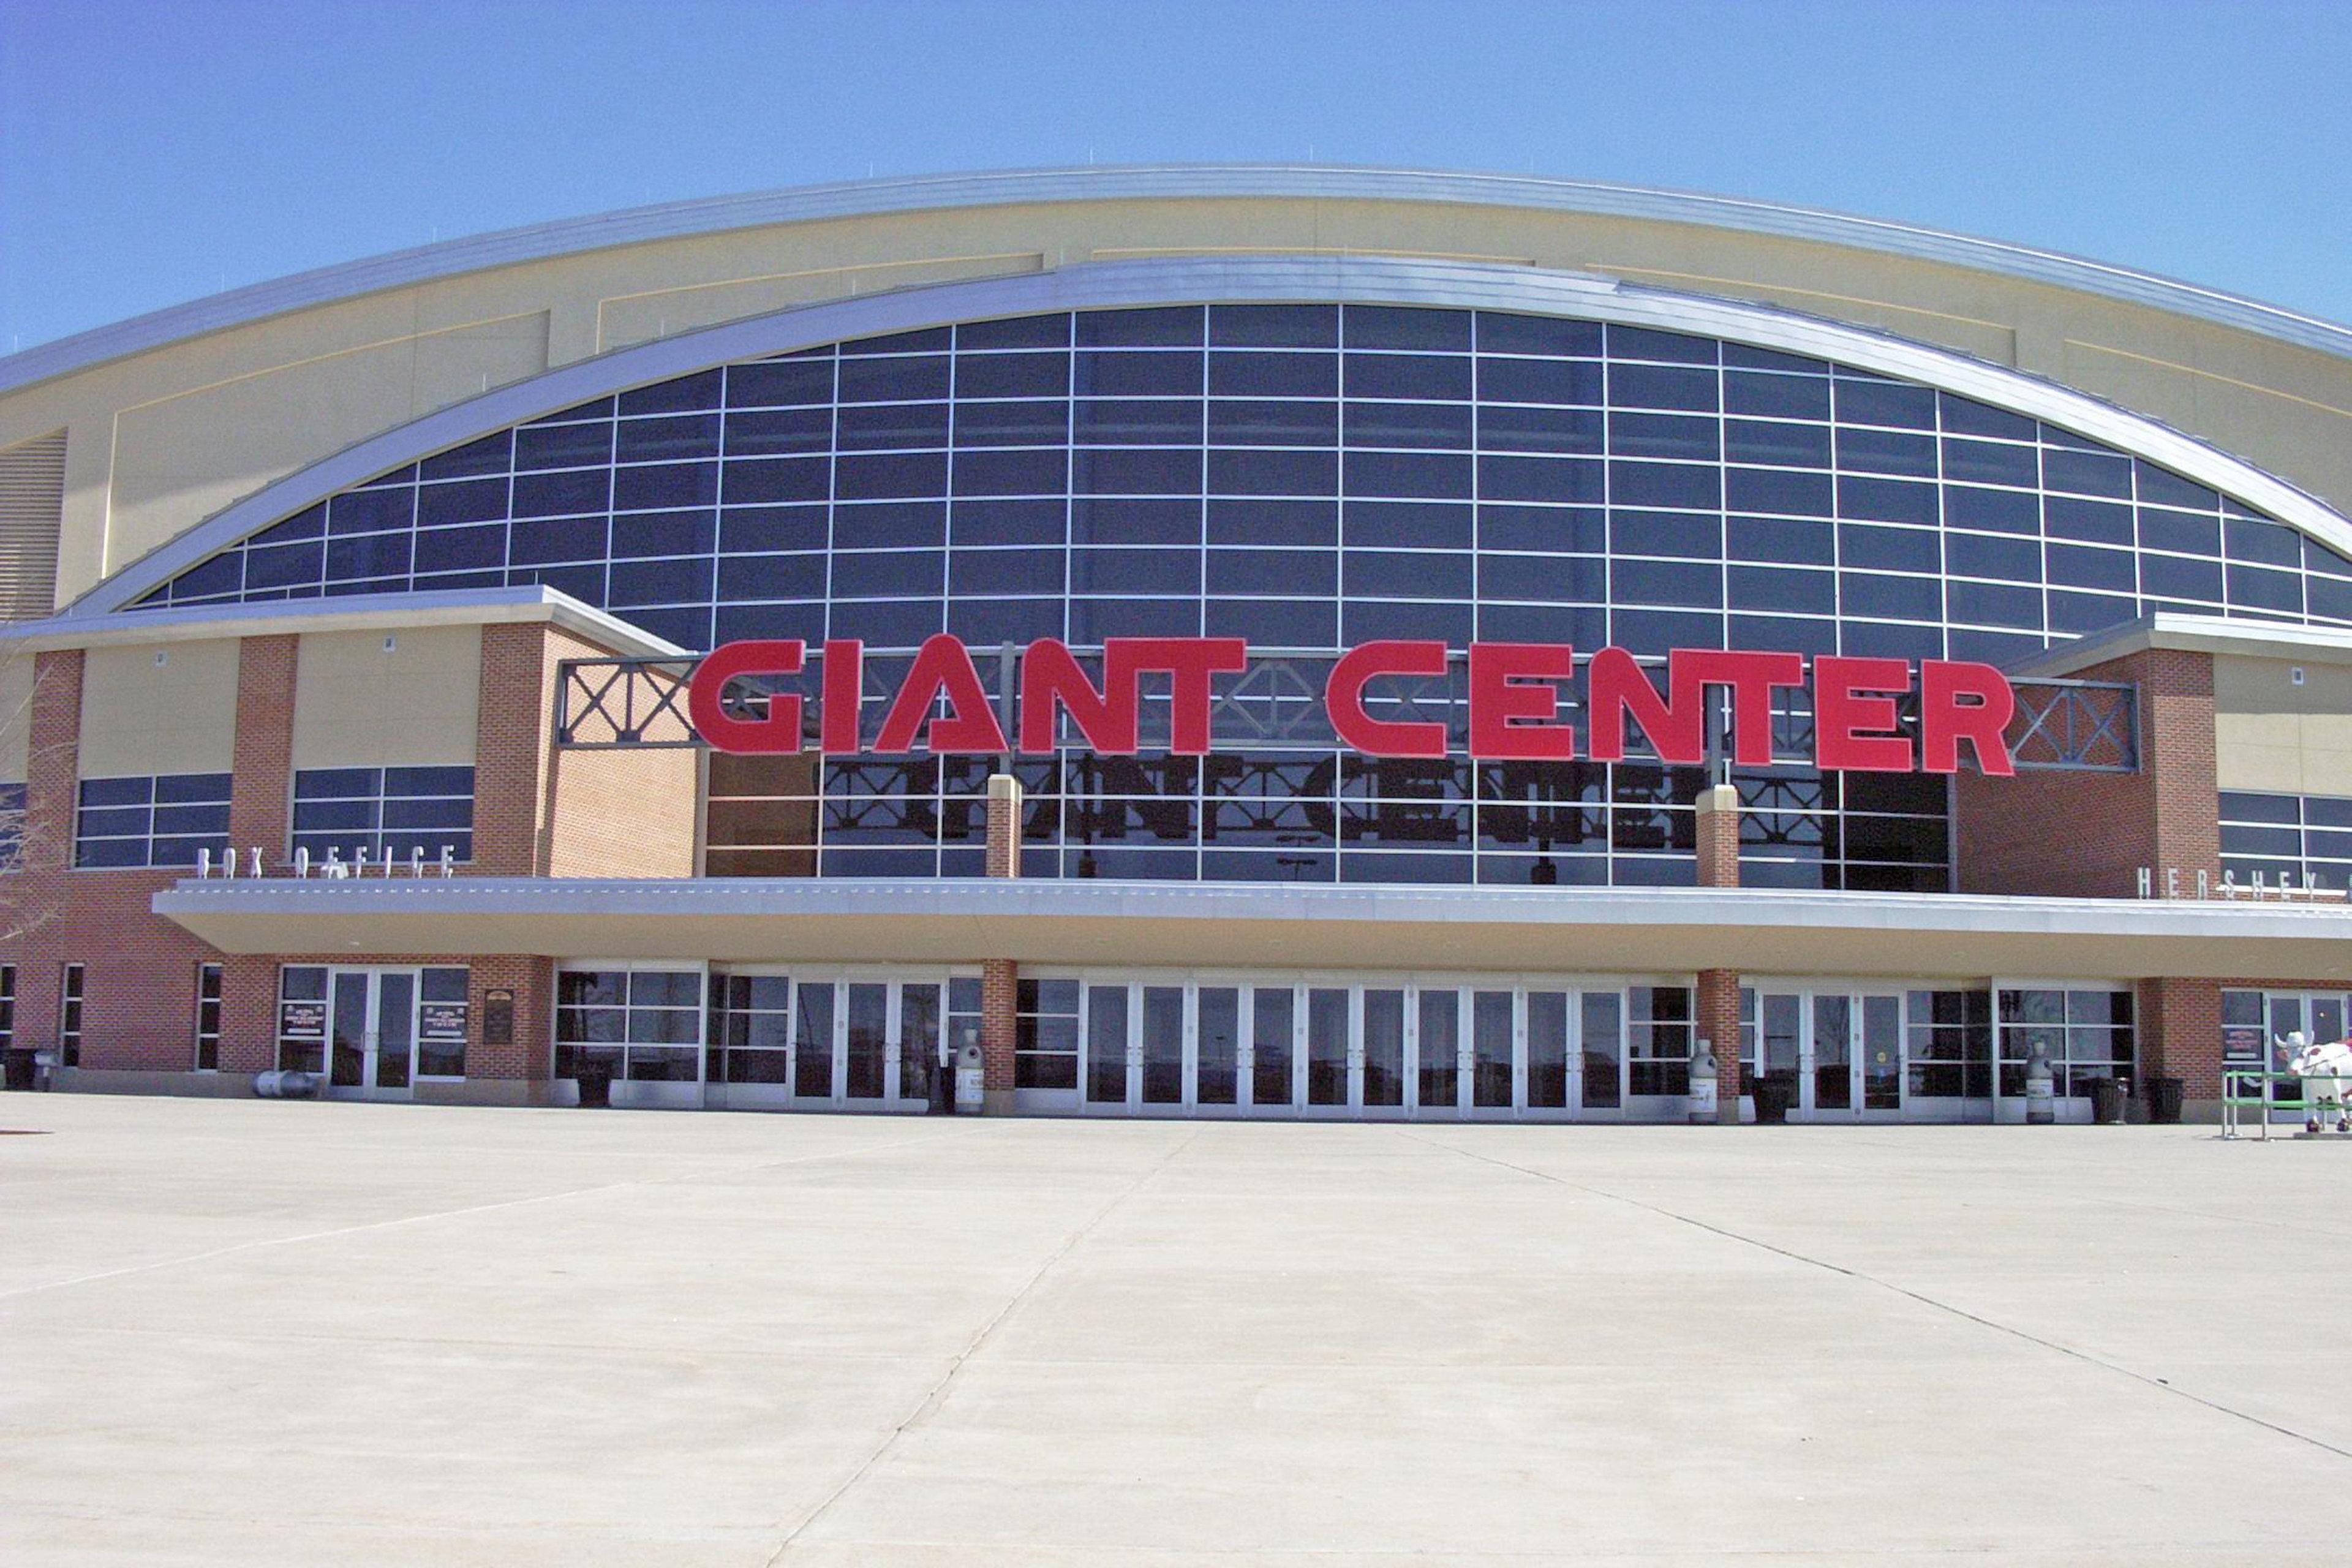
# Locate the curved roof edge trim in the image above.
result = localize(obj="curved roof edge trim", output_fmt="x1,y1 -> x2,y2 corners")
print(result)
68,253 -> 2352,617
8,163 -> 2352,401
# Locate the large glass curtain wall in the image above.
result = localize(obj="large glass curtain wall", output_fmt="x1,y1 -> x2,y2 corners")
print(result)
145,303 -> 2347,886
705,677 -> 1953,887
145,303 -> 2352,654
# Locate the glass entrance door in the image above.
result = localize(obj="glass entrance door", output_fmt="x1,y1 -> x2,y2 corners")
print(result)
1084,984 -> 1133,1111
1775,990 -> 1909,1120
324,968 -> 417,1100
1140,986 -> 1185,1106
1525,991 -> 1572,1117
1414,988 -> 1460,1115
1306,987 -> 1350,1113
1758,993 -> 1801,1111
1250,986 -> 1297,1113
1469,990 -> 1515,1116
1361,988 -> 1406,1115
1077,981 -> 1296,1117
1859,994 -> 1903,1115
1196,987 -> 1241,1108
1811,996 -> 1853,1114
714,973 -> 939,1110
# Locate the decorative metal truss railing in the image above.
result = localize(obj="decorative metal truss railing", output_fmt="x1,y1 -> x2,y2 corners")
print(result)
556,649 -> 2139,774
2003,679 -> 2138,772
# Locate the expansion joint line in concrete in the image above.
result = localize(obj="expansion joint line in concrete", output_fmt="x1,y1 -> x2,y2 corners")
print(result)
0,1125 -> 966,1305
1405,1131 -> 2352,1469
760,1125 -> 1207,1566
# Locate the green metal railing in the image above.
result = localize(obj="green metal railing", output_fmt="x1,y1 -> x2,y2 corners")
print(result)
2220,1068 -> 2352,1140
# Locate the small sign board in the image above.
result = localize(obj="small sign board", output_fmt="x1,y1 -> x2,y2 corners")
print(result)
278,999 -> 326,1041
2223,1025 -> 2264,1065
420,1003 -> 469,1044
482,989 -> 514,1047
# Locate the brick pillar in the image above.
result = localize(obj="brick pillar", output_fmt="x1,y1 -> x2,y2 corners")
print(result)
1697,968 -> 1741,1121
226,635 -> 298,869
981,959 -> 1018,1114
1692,786 -> 1741,1122
1694,783 -> 1739,889
206,636 -> 304,1080
14,649 -> 83,1052
979,772 -> 1021,1114
471,622 -> 555,876
2138,976 -> 2223,1120
467,954 -> 554,1089
217,955 -> 279,1076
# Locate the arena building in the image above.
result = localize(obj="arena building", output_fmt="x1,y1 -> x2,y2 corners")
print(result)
1,165 -> 2349,1123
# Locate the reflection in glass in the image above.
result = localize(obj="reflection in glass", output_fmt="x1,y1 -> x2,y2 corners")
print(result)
1252,987 -> 1295,1107
1197,987 -> 1240,1106
900,983 -> 940,1101
331,971 -> 368,1089
847,983 -> 888,1099
1417,989 -> 1459,1110
1142,986 -> 1185,1104
794,982 -> 835,1099
1526,992 -> 1569,1109
1308,987 -> 1349,1106
1473,990 -> 1514,1108
1087,985 -> 1130,1105
1862,995 -> 1902,1111
1581,991 -> 1622,1109
375,973 -> 414,1091
1363,989 -> 1405,1107
1814,995 -> 1853,1111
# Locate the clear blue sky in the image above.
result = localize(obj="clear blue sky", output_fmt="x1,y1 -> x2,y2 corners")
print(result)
2,0 -> 2346,353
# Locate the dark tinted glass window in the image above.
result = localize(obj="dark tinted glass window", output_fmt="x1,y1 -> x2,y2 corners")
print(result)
147,302 -> 2339,891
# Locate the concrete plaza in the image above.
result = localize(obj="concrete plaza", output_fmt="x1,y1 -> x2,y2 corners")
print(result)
1,1096 -> 2345,1566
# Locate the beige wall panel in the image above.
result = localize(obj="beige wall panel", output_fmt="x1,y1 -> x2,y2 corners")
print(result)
2065,337 -> 2352,508
597,253 -> 1045,351
102,312 -> 549,583
292,625 -> 480,770
78,638 -> 238,777
2214,653 -> 2352,794
0,648 -> 36,780
7,190 -> 2352,607
1599,263 -> 2019,364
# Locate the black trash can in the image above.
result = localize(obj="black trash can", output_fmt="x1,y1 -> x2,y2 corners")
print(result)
2146,1076 -> 2185,1125
1,1047 -> 32,1092
2088,1076 -> 2122,1125
574,1058 -> 616,1109
1754,1072 -> 1797,1125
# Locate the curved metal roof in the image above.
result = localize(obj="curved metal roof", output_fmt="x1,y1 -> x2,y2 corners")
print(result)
68,253 -> 2352,616
7,164 -> 2352,400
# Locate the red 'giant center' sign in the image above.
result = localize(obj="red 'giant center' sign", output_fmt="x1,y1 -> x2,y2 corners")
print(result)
685,636 -> 2016,775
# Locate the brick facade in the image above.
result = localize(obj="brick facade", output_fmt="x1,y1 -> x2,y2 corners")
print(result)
1694,784 -> 1739,891
472,621 -> 556,876
225,635 -> 298,864
1956,647 -> 2219,898
979,773 -> 1022,1112
2137,976 -> 2221,1106
0,612 -> 2323,1125
473,622 -> 698,879
1696,967 -> 1741,1121
5,617 -> 673,1097
1694,788 -> 1741,1120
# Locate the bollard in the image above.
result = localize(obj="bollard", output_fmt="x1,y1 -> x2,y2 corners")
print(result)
1687,1036 -> 1719,1125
